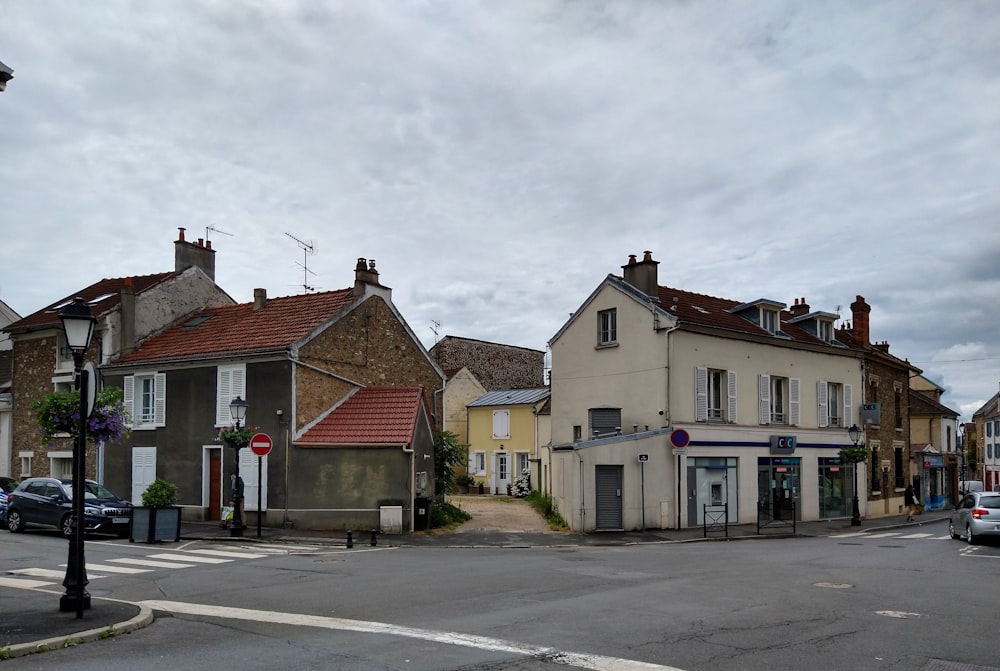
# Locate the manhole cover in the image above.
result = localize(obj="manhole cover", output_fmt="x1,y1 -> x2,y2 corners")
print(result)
814,582 -> 853,589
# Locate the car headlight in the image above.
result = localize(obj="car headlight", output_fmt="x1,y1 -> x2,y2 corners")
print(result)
84,506 -> 101,516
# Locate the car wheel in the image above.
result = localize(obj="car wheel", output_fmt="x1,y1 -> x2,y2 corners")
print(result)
7,509 -> 24,533
949,520 -> 959,539
60,514 -> 74,538
967,524 -> 978,545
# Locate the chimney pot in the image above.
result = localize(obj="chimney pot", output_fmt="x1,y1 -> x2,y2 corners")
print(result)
206,240 -> 212,250
643,250 -> 653,262
253,288 -> 267,311
197,238 -> 204,247
178,227 -> 186,242
627,254 -> 637,265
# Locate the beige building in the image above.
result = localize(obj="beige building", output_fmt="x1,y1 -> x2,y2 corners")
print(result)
467,388 -> 550,495
547,252 -> 869,532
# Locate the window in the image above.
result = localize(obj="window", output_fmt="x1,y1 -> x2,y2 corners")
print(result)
589,407 -> 622,438
492,410 -> 510,439
597,309 -> 617,345
19,451 -> 33,479
770,376 -> 788,424
988,423 -> 993,438
696,367 -> 737,422
124,372 -> 166,430
818,320 -> 833,343
49,451 -> 73,479
989,445 -> 994,460
216,364 -> 247,427
870,447 -> 880,493
758,374 -> 799,425
818,381 -> 852,428
894,386 -> 902,430
516,452 -> 530,476
471,451 -> 486,475
573,425 -> 582,442
894,447 -> 904,489
761,309 -> 778,334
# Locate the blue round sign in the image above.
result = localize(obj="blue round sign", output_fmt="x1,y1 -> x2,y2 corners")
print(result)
670,429 -> 690,448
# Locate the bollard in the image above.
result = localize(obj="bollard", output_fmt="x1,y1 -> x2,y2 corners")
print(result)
370,529 -> 377,546
346,529 -> 353,549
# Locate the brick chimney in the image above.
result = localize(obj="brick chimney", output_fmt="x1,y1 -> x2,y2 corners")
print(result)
789,297 -> 810,317
851,295 -> 871,345
119,277 -> 136,357
621,250 -> 659,299
354,258 -> 382,297
174,227 -> 216,281
253,288 -> 267,311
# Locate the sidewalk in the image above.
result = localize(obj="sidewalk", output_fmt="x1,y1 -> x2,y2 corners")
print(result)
1,508 -> 951,658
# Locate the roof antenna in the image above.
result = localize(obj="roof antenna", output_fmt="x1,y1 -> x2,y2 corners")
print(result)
431,319 -> 441,344
205,224 -> 234,244
284,232 -> 317,293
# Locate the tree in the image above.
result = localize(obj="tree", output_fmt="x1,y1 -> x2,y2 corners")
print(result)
433,430 -> 467,500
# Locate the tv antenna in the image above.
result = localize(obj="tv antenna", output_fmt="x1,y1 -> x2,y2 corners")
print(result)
206,224 -> 234,243
430,319 -> 441,344
284,232 -> 317,293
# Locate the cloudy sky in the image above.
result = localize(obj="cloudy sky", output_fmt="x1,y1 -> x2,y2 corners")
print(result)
2,2 -> 998,419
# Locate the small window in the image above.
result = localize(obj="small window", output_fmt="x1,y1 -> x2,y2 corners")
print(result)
19,452 -> 33,479
492,410 -> 510,439
516,452 -> 530,475
589,407 -> 622,438
573,425 -> 582,442
818,321 -> 833,343
471,451 -> 486,475
598,308 -> 617,345
761,309 -> 778,334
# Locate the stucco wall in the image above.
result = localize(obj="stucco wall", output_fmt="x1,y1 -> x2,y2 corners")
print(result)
442,368 -> 484,445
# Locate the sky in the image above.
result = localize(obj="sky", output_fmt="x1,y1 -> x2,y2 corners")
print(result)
1,1 -> 998,420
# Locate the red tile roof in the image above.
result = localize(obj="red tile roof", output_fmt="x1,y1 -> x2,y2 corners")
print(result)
653,283 -> 831,346
296,386 -> 425,446
114,288 -> 355,364
4,273 -> 176,333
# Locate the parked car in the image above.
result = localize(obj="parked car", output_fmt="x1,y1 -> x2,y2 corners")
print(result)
0,476 -> 19,522
6,478 -> 133,538
949,491 -> 1000,545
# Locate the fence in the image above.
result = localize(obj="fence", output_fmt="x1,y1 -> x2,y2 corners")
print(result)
703,503 -> 728,538
756,499 -> 797,534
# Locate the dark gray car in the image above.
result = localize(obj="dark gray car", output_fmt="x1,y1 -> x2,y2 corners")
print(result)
6,477 -> 132,538
949,491 -> 1000,544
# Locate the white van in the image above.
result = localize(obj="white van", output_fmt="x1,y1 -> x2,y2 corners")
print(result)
959,480 -> 984,494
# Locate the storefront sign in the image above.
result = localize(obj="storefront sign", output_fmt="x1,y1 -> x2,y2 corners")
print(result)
769,435 -> 796,454
860,403 -> 880,425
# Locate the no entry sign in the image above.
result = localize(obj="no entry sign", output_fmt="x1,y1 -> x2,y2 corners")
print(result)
250,433 -> 273,456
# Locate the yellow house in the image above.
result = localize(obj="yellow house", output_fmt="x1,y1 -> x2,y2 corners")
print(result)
467,388 -> 550,495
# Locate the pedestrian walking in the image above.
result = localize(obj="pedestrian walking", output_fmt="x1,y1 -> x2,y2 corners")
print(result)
904,483 -> 917,521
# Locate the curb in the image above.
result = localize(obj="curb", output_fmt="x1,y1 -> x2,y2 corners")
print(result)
2,594 -> 153,660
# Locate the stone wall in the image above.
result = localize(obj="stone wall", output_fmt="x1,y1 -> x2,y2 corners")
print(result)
430,336 -> 544,390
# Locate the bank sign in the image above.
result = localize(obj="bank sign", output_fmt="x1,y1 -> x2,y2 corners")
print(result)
770,435 -> 797,454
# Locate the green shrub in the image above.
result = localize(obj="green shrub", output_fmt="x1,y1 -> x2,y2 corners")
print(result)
141,478 -> 177,507
526,490 -> 568,530
429,500 -> 471,529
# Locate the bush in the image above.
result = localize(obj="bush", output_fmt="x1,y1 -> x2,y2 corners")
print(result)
526,490 -> 568,530
141,478 -> 177,508
429,500 -> 471,529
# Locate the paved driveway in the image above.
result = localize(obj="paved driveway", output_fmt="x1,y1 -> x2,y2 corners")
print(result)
448,495 -> 553,532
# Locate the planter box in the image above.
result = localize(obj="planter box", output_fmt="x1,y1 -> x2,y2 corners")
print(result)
130,506 -> 181,543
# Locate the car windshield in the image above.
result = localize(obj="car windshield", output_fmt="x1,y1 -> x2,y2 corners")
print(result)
0,479 -> 18,493
64,482 -> 120,500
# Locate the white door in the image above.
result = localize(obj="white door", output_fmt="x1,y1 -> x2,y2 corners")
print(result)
131,447 -> 156,504
494,452 -> 510,494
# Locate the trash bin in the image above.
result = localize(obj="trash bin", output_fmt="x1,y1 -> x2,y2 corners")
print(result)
413,496 -> 432,531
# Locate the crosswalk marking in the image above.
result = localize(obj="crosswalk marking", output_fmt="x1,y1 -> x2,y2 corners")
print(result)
860,532 -> 900,538
897,533 -> 934,539
10,567 -> 106,580
187,549 -> 268,559
109,557 -> 196,569
148,553 -> 232,564
79,562 -> 152,574
0,576 -> 54,589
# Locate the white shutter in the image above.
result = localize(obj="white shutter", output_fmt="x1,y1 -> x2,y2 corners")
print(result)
240,449 -> 267,512
131,446 -> 156,505
844,384 -> 853,427
727,371 -> 738,423
492,410 -> 510,439
817,380 -> 829,428
123,376 -> 135,429
758,374 -> 770,425
695,367 -> 708,422
216,364 -> 247,426
153,372 -> 166,427
789,378 -> 801,426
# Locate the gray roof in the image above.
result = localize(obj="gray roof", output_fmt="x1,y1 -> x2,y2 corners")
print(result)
468,388 -> 550,407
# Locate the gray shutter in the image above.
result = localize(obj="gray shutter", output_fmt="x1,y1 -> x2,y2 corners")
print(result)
817,380 -> 829,428
727,371 -> 738,423
695,367 -> 708,422
758,374 -> 770,425
789,378 -> 800,426
843,384 -> 853,427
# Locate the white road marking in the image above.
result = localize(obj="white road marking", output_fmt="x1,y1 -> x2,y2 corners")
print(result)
108,558 -> 196,569
11,568 -> 105,580
861,533 -> 901,538
148,553 -> 232,564
832,532 -> 867,538
76,562 -> 152,574
186,549 -> 268,559
0,576 -> 55,589
142,600 -> 687,671
897,533 -> 934,539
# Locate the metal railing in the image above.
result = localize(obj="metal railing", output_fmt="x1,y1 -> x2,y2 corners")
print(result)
703,503 -> 728,538
756,499 -> 797,534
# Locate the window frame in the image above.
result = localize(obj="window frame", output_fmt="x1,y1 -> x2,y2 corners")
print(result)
471,451 -> 486,475
124,371 -> 166,430
597,308 -> 617,346
491,409 -> 510,439
216,364 -> 247,428
589,407 -> 622,438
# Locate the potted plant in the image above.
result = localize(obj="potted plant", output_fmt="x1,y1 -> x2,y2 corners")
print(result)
455,473 -> 475,495
130,478 -> 181,543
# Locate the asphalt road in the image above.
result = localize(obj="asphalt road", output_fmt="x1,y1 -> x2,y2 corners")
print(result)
3,519 -> 999,671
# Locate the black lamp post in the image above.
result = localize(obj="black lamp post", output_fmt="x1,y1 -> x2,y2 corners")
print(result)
58,297 -> 95,617
229,396 -> 248,537
848,423 -> 862,527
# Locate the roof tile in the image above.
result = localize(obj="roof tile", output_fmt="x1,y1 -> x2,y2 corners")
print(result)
297,387 -> 424,446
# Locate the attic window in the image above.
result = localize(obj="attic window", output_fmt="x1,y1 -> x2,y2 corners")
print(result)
88,293 -> 115,305
761,308 -> 778,334
818,320 -> 833,343
183,314 -> 214,328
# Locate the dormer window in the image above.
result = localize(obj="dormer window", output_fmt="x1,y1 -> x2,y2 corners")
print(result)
818,320 -> 832,343
761,309 -> 778,334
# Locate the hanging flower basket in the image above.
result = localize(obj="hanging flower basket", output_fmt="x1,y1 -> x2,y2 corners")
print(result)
839,446 -> 869,464
32,387 -> 131,445
217,424 -> 256,450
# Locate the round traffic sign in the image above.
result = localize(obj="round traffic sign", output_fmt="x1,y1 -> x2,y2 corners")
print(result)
250,433 -> 273,456
670,429 -> 690,448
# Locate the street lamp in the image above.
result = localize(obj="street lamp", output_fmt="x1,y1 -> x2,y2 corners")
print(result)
58,297 -> 95,617
229,396 -> 248,537
848,423 -> 862,527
